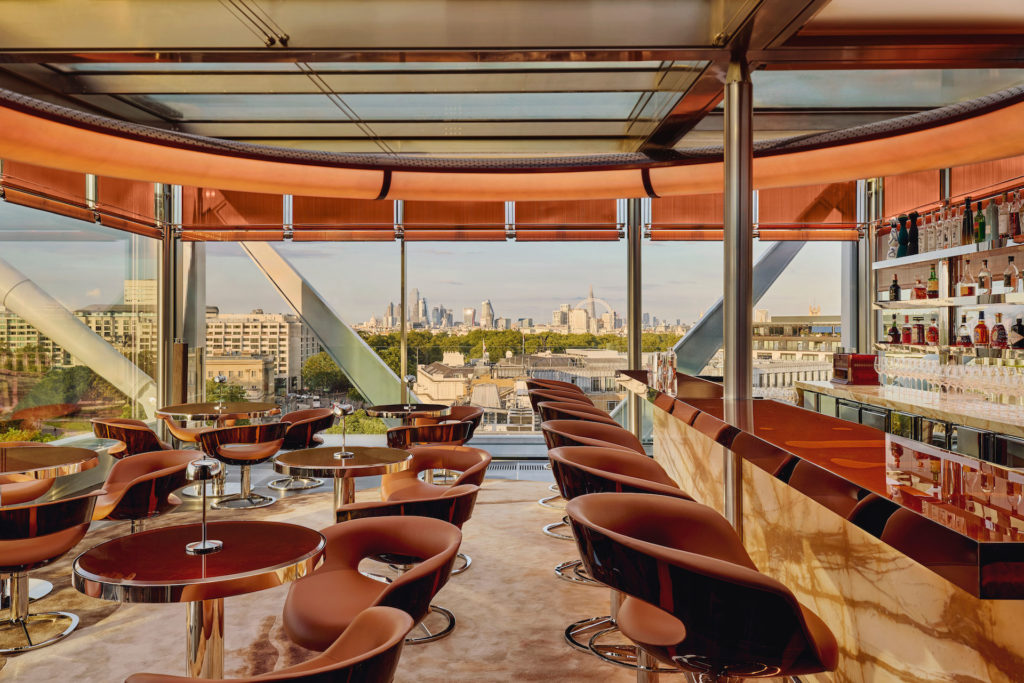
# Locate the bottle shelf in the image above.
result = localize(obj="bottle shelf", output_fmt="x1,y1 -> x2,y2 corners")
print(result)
874,342 -> 1024,360
872,239 -> 1024,270
873,292 -> 1024,310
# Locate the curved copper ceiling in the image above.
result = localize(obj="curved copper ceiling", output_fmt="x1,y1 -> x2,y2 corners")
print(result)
0,86 -> 1023,201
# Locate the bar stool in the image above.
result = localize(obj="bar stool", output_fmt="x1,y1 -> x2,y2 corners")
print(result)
526,378 -> 585,394
380,445 -> 490,574
550,446 -> 694,669
881,508 -> 978,592
92,449 -> 197,533
408,405 -> 484,440
0,491 -> 102,654
197,422 -> 288,509
537,401 -> 620,426
567,492 -> 839,681
125,605 -> 414,682
267,408 -> 335,492
527,388 -> 594,413
283,515 -> 462,651
729,432 -> 796,479
788,459 -> 863,518
386,420 -> 472,450
91,418 -> 171,458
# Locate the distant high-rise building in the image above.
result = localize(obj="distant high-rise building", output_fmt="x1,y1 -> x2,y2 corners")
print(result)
586,284 -> 597,320
642,312 -> 650,326
463,307 -> 476,326
551,303 -> 571,327
568,308 -> 589,334
480,300 -> 495,328
409,288 -> 420,323
494,317 -> 510,330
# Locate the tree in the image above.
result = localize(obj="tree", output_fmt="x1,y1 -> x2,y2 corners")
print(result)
206,379 -> 247,402
302,352 -> 350,393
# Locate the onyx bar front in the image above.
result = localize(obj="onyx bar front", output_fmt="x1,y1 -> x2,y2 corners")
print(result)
620,370 -> 1024,683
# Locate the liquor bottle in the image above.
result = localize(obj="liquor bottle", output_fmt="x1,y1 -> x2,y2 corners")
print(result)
962,197 -> 974,245
975,201 -> 987,244
887,316 -> 901,343
888,274 -> 901,302
957,314 -> 974,347
907,211 -> 919,255
998,193 -> 1010,245
1011,317 -> 1024,349
958,259 -> 976,296
973,311 -> 990,347
1011,191 -> 1023,242
991,313 -> 1009,349
977,259 -> 992,295
896,215 -> 910,257
912,278 -> 927,300
926,317 -> 940,344
927,263 -> 940,299
901,315 -> 913,344
912,317 -> 926,344
986,198 -> 1000,246
1003,256 -> 1018,294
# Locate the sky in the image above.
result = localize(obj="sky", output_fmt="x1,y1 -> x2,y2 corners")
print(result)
0,201 -> 842,325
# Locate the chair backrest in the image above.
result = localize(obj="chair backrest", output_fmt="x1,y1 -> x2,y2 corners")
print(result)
669,400 -> 700,425
540,419 -> 644,454
549,446 -> 691,502
407,405 -> 484,441
729,432 -> 795,478
386,421 -> 472,450
567,492 -> 837,677
0,490 -> 102,572
91,418 -> 164,457
0,442 -> 58,504
406,446 -> 491,487
537,401 -> 618,426
337,484 -> 480,530
691,412 -> 740,446
527,388 -> 593,413
197,422 -> 289,457
317,515 -> 463,627
103,450 -> 197,521
281,408 -> 336,449
788,460 -> 863,518
526,378 -> 584,394
880,508 -> 978,593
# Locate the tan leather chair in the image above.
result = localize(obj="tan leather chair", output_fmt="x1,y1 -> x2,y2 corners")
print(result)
197,423 -> 288,509
385,421 -> 472,450
567,492 -> 839,680
0,491 -> 102,654
881,508 -> 979,594
540,420 -> 644,454
92,449 -> 197,533
283,515 -> 462,651
408,405 -> 484,441
788,459 -> 863,518
537,401 -> 619,426
729,432 -> 796,478
268,408 -> 336,492
125,606 -> 414,683
91,418 -> 170,458
527,388 -> 593,414
526,378 -> 585,395
158,415 -> 210,450
0,441 -> 58,505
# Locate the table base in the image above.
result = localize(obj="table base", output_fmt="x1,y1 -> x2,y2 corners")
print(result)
181,482 -> 242,500
0,579 -> 52,609
186,598 -> 224,678
333,477 -> 356,513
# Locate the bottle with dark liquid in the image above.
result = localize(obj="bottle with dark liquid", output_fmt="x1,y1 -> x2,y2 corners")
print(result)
887,316 -> 901,343
962,197 -> 974,245
889,274 -> 901,302
957,314 -> 973,347
926,317 -> 940,345
974,200 -> 986,244
991,313 -> 1008,349
973,311 -> 989,348
927,263 -> 940,299
901,315 -> 913,344
908,211 -> 919,255
896,215 -> 910,257
1011,317 -> 1024,349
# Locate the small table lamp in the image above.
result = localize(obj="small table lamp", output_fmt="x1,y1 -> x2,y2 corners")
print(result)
185,458 -> 224,555
332,402 -> 355,458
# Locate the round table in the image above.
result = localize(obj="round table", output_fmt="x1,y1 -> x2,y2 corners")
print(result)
365,403 -> 450,424
0,445 -> 98,506
156,401 -> 280,422
273,446 -> 413,513
72,520 -> 324,679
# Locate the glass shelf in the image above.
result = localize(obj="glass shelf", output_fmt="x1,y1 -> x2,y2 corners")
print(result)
874,292 -> 1024,309
874,342 -> 1024,360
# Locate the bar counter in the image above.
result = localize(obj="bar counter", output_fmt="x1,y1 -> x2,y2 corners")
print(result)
620,370 -> 1024,682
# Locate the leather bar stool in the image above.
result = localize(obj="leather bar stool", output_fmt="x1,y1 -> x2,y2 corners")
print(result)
567,492 -> 839,682
691,412 -> 740,446
91,418 -> 171,458
527,388 -> 593,414
788,459 -> 863,518
729,432 -> 796,479
385,420 -> 472,450
197,422 -> 288,509
0,490 -> 102,654
267,408 -> 335,492
526,378 -> 585,395
380,445 -> 490,574
125,605 -> 414,683
334,484 -> 479,642
283,515 -> 462,651
881,508 -> 978,592
92,449 -> 197,533
537,401 -> 620,426
669,400 -> 700,426
159,415 -> 210,450
540,420 -> 645,540
408,405 -> 484,440
550,446 -> 694,669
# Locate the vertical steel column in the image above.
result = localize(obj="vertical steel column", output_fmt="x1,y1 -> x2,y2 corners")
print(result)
396,200 -> 408,402
626,197 -> 643,440
844,181 -> 867,351
722,60 -> 753,536
156,183 -> 179,411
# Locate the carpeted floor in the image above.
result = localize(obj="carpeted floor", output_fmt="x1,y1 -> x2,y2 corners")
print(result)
3,480 -> 634,682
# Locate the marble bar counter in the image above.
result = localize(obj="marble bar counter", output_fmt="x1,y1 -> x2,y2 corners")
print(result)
794,379 -> 1024,440
619,370 -> 1024,682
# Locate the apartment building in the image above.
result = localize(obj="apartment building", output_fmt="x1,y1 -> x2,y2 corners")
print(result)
205,308 -> 319,392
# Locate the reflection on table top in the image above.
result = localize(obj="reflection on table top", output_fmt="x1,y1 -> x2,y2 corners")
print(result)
365,403 -> 450,419
274,446 -> 413,478
0,445 -> 99,478
72,521 -> 324,603
156,402 -> 280,420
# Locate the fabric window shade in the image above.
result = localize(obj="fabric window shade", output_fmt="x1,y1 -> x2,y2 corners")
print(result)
649,193 -> 723,240
96,176 -> 156,226
402,200 -> 505,240
180,187 -> 283,241
951,156 -> 1024,202
1,160 -> 86,205
293,196 -> 394,240
883,170 -> 940,217
514,199 -> 618,240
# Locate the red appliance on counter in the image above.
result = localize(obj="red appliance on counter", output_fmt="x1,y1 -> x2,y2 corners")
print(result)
831,353 -> 879,385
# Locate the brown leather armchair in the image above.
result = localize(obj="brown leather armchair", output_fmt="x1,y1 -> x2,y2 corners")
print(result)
92,449 -> 197,533
540,419 -> 644,454
91,418 -> 170,458
537,401 -> 619,426
0,441 -> 58,505
197,422 -> 288,510
385,420 -> 472,450
125,606 -> 414,683
526,378 -> 585,395
408,405 -> 484,441
267,408 -> 335,492
283,515 -> 462,651
527,388 -> 593,413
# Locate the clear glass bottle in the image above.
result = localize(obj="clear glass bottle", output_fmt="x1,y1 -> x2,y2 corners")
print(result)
973,311 -> 990,348
901,315 -> 913,344
977,259 -> 992,295
926,317 -> 940,345
957,314 -> 973,347
999,192 -> 1011,244
912,317 -> 926,344
1012,191 -> 1024,243
991,313 -> 1009,349
958,259 -> 976,297
1003,256 -> 1018,294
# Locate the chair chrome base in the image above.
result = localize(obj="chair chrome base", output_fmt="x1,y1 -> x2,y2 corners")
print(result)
555,559 -> 600,585
538,493 -> 565,509
212,492 -> 276,510
181,482 -> 242,499
267,476 -> 324,492
543,515 -> 574,541
0,579 -> 52,609
450,552 -> 472,575
0,612 -> 79,654
585,624 -> 685,674
406,605 -> 455,644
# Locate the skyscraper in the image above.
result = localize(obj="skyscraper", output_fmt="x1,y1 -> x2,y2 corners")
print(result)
463,307 -> 476,326
586,284 -> 597,320
409,288 -> 420,323
480,299 -> 495,328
